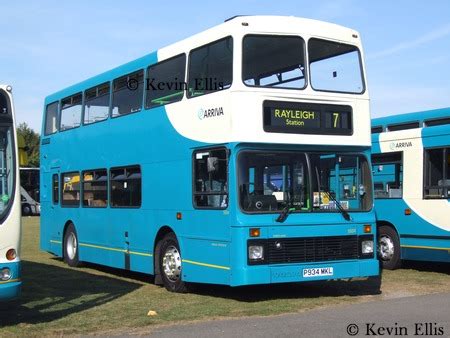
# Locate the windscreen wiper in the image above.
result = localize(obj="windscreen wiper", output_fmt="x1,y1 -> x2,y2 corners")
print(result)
314,166 -> 351,221
323,190 -> 351,221
276,197 -> 296,223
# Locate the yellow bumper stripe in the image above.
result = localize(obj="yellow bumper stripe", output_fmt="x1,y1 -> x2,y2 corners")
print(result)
52,241 -> 152,257
182,259 -> 230,270
0,278 -> 20,285
401,244 -> 450,252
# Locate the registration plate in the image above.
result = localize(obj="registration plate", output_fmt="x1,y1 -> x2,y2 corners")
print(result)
302,267 -> 334,278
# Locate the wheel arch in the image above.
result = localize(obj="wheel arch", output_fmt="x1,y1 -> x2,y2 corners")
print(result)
376,220 -> 400,237
153,225 -> 177,285
62,220 -> 75,258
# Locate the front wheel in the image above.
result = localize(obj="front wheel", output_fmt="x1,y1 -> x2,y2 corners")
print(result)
378,225 -> 401,270
159,233 -> 189,293
64,223 -> 80,267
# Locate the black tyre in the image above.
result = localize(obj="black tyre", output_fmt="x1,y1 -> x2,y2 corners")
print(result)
159,233 -> 189,293
366,274 -> 382,295
22,204 -> 31,216
378,225 -> 401,270
64,223 -> 80,267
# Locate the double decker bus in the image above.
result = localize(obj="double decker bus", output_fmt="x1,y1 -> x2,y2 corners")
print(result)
372,108 -> 450,269
20,167 -> 40,215
0,85 -> 22,300
40,16 -> 379,292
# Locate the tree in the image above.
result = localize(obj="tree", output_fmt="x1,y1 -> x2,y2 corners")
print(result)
17,122 -> 40,167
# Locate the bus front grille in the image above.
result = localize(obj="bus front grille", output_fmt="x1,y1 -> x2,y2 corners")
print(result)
267,235 -> 359,264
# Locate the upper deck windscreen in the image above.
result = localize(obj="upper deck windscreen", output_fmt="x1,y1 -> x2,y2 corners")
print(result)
243,35 -> 306,89
309,39 -> 364,94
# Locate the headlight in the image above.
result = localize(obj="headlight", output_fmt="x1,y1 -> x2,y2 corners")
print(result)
1,268 -> 11,281
361,240 -> 374,254
248,245 -> 264,260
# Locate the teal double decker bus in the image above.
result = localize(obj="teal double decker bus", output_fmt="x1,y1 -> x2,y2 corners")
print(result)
40,16 -> 379,292
372,108 -> 450,269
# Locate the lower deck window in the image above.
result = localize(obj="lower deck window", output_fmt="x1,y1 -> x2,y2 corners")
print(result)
52,174 -> 59,204
372,152 -> 403,199
193,148 -> 228,208
83,169 -> 108,207
110,166 -> 141,207
424,147 -> 450,199
62,172 -> 80,206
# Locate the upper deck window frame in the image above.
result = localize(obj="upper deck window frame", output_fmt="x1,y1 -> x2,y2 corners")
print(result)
187,36 -> 233,99
111,69 -> 144,118
308,38 -> 366,95
83,82 -> 111,126
145,53 -> 187,109
60,92 -> 83,132
44,101 -> 60,136
424,117 -> 450,127
387,121 -> 420,132
242,34 -> 307,91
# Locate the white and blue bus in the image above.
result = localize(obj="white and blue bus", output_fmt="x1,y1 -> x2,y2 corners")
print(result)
40,16 -> 379,292
372,108 -> 450,269
0,85 -> 22,300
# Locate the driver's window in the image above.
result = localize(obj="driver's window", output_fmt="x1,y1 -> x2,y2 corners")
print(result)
193,148 -> 228,209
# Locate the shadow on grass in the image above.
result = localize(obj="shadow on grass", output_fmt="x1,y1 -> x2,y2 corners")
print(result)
53,258 -> 381,304
401,260 -> 450,275
0,260 -> 142,326
59,258 -> 382,303
186,277 -> 382,302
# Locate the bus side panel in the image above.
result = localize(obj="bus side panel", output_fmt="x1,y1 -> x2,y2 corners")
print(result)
401,246 -> 450,263
179,235 -> 230,285
375,199 -> 450,262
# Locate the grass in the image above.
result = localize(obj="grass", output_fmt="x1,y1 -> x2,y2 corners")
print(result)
0,217 -> 449,336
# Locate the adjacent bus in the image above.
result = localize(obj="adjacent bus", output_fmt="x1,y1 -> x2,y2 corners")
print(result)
41,16 -> 379,292
0,85 -> 22,300
20,167 -> 40,215
372,108 -> 450,269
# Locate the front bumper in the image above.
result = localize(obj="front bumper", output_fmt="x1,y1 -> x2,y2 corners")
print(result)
0,261 -> 21,300
232,258 -> 379,286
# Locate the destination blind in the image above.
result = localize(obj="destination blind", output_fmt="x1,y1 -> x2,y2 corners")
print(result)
263,101 -> 353,135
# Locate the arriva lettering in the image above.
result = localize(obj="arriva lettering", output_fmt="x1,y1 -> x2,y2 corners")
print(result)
198,107 -> 224,120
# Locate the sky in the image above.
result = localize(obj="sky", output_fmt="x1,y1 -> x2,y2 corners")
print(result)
1,0 -> 450,132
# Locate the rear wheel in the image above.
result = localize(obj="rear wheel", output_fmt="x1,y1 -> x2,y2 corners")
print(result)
378,225 -> 401,270
159,233 -> 189,293
64,223 -> 80,267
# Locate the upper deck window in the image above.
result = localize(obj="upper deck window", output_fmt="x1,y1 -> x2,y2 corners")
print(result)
424,117 -> 450,127
60,93 -> 82,131
387,122 -> 420,131
146,54 -> 186,108
84,82 -> 110,124
309,38 -> 364,94
187,37 -> 233,98
371,126 -> 383,134
242,35 -> 306,89
44,102 -> 59,135
424,147 -> 450,199
112,70 -> 144,117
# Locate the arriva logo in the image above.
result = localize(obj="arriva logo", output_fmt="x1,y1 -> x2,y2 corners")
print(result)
197,107 -> 224,120
390,141 -> 413,150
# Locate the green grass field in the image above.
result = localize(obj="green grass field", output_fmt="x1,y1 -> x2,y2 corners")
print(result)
1,217 -> 449,336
